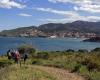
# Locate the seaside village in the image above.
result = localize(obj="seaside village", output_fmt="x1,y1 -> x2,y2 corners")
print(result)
19,29 -> 96,38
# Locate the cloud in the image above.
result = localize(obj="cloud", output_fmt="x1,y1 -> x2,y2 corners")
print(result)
39,15 -> 100,23
48,0 -> 70,3
48,0 -> 83,3
34,7 -> 79,17
18,13 -> 32,17
39,18 -> 71,23
0,0 -> 26,9
34,7 -> 100,22
73,0 -> 100,13
48,0 -> 93,4
86,16 -> 100,22
74,4 -> 100,13
48,0 -> 100,13
17,0 -> 30,3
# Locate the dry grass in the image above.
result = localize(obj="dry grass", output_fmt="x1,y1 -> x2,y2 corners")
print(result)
0,64 -> 85,80
0,65 -> 56,80
33,65 -> 85,80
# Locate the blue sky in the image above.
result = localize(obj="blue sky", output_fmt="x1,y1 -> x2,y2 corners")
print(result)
0,0 -> 100,31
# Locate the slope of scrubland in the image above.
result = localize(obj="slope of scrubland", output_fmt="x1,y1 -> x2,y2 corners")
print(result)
0,64 -> 57,80
0,47 -> 100,80
0,64 -> 85,80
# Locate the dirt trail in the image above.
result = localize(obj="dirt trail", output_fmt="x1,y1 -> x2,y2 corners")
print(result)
32,65 -> 85,80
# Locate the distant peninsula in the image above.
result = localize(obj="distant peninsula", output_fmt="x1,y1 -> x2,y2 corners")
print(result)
83,37 -> 100,42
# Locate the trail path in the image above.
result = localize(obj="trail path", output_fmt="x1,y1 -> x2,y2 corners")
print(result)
32,65 -> 85,80
0,64 -> 85,80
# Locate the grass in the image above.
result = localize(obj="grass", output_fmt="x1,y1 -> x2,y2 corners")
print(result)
0,56 -> 13,68
0,47 -> 100,80
31,51 -> 100,80
0,64 -> 56,80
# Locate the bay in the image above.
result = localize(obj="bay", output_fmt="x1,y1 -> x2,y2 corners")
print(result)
0,37 -> 100,55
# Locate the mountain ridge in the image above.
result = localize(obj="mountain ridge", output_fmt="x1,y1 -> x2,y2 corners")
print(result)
0,20 -> 100,37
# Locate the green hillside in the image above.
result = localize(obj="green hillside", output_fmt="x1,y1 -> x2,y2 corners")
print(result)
0,46 -> 100,80
0,21 -> 100,37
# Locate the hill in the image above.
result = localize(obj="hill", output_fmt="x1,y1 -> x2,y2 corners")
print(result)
0,47 -> 100,80
0,20 -> 100,37
0,26 -> 37,37
39,21 -> 100,34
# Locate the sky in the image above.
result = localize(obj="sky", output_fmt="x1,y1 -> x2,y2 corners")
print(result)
0,0 -> 100,31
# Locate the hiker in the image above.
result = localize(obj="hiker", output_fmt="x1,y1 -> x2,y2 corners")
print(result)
23,52 -> 28,64
14,50 -> 20,64
7,50 -> 11,60
10,50 -> 17,61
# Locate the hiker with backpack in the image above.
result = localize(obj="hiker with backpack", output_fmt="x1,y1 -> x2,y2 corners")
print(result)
7,49 -> 29,66
23,52 -> 28,64
7,50 -> 11,60
14,50 -> 21,64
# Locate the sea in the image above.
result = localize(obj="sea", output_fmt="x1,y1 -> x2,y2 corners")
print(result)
0,37 -> 100,55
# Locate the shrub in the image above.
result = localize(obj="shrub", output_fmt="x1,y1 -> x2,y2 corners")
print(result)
79,66 -> 89,74
78,49 -> 88,53
66,49 -> 75,52
70,62 -> 82,73
0,57 -> 13,68
91,47 -> 100,52
81,58 -> 99,71
36,52 -> 49,59
17,44 -> 36,55
89,72 -> 100,80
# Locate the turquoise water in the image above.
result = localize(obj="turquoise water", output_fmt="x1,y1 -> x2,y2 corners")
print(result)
0,37 -> 100,55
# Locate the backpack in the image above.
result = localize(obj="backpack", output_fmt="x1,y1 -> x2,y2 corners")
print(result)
15,51 -> 20,59
7,50 -> 11,60
24,53 -> 28,59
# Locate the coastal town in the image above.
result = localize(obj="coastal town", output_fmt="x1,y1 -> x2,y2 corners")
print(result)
0,21 -> 100,38
19,30 -> 97,38
0,29 -> 98,38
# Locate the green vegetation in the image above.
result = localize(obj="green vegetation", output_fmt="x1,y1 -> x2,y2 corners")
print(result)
91,47 -> 100,52
0,45 -> 100,80
18,44 -> 36,55
31,49 -> 100,80
0,65 -> 56,80
0,56 -> 13,68
1,21 -> 100,37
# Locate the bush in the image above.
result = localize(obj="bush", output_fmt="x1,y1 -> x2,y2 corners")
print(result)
66,49 -> 75,52
70,62 -> 81,73
0,57 -> 13,68
36,52 -> 49,59
79,66 -> 89,74
78,49 -> 88,53
89,72 -> 100,80
81,58 -> 99,71
91,47 -> 100,52
17,44 -> 36,55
